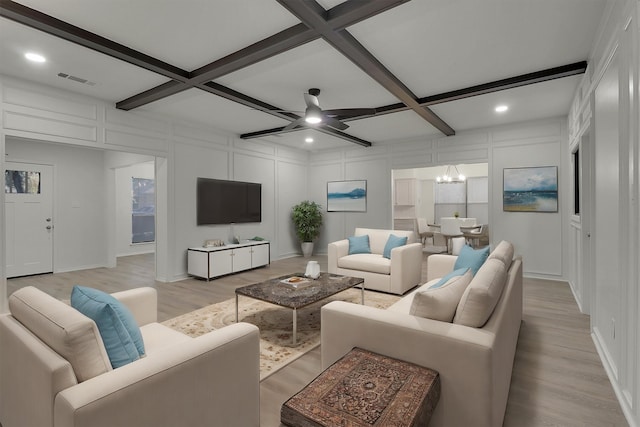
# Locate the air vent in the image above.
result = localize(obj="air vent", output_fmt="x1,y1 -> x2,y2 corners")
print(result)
57,72 -> 96,86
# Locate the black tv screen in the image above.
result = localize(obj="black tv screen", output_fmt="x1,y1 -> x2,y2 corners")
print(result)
197,178 -> 262,225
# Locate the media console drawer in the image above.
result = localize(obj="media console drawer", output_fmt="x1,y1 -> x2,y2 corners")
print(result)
187,241 -> 270,280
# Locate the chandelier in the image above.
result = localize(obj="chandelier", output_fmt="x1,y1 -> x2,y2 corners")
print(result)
436,165 -> 465,182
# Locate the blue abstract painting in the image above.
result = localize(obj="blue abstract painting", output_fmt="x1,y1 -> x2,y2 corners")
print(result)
503,166 -> 558,212
327,180 -> 367,212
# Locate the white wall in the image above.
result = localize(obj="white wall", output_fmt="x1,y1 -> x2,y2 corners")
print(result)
309,120 -> 566,280
5,138 -> 108,272
0,75 -> 309,292
566,1 -> 640,425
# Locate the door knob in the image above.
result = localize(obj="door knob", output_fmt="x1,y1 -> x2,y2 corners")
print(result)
46,218 -> 52,222
46,225 -> 52,230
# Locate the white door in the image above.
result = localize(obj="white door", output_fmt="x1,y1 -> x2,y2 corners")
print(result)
4,162 -> 54,278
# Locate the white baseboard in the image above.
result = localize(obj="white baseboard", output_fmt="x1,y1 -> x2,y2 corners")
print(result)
591,329 -> 638,427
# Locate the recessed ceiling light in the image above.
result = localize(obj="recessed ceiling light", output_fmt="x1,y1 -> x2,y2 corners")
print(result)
495,105 -> 508,113
305,137 -> 314,143
25,52 -> 46,63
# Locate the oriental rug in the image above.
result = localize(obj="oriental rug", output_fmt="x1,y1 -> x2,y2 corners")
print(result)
162,288 -> 400,381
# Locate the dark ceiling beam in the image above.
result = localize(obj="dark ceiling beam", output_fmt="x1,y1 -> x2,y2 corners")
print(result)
326,0 -> 411,30
0,0 -> 189,82
374,61 -> 589,116
244,61 -> 588,138
277,0 -> 455,137
117,0 -> 409,111
198,82 -> 301,122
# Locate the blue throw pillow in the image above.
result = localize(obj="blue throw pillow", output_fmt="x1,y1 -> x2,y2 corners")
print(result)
383,234 -> 408,259
454,245 -> 490,275
348,235 -> 371,255
71,286 -> 145,368
429,267 -> 470,289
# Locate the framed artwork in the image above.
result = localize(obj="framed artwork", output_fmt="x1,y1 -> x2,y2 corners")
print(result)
503,166 -> 558,212
327,180 -> 367,212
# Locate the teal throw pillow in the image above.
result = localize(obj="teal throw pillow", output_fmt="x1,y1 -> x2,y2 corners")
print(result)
429,267 -> 470,289
454,245 -> 490,275
71,286 -> 145,368
383,234 -> 408,259
348,235 -> 371,255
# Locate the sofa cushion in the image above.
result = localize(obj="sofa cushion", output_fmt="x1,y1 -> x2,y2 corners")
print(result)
410,269 -> 473,322
382,234 -> 408,259
355,228 -> 415,255
337,254 -> 391,275
454,245 -> 490,275
71,286 -> 143,368
453,258 -> 507,327
348,235 -> 371,255
8,286 -> 112,382
487,240 -> 514,270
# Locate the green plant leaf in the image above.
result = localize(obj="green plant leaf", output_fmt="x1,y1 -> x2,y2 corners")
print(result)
291,200 -> 323,242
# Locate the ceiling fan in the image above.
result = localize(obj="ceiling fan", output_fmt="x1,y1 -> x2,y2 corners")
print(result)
282,88 -> 376,131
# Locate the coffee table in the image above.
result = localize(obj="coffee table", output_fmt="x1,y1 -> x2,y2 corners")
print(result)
235,272 -> 365,345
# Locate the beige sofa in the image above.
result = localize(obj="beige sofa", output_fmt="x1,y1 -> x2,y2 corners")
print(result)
0,286 -> 260,427
328,227 -> 423,295
322,241 -> 522,427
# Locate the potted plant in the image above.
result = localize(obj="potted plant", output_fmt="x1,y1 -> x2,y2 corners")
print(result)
291,200 -> 323,258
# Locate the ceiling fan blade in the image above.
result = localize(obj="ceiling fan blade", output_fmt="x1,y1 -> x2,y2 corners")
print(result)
323,116 -> 349,130
282,118 -> 305,131
304,93 -> 320,109
322,108 -> 376,117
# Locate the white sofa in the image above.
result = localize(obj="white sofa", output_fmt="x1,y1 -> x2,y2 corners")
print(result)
0,286 -> 260,427
322,241 -> 522,427
328,227 -> 423,295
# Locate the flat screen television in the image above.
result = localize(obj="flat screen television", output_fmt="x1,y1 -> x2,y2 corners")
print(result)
197,178 -> 262,225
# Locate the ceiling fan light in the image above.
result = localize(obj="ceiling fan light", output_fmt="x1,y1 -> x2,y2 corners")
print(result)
305,105 -> 322,124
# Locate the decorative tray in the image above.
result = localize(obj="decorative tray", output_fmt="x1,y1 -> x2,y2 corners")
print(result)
280,276 -> 311,288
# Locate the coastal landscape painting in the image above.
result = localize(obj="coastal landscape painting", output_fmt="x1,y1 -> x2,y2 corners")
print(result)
327,180 -> 367,212
503,166 -> 558,212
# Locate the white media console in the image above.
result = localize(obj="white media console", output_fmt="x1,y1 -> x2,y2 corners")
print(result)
187,240 -> 270,280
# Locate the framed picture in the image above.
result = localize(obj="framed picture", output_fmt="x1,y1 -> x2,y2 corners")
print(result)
327,180 -> 367,212
503,166 -> 558,212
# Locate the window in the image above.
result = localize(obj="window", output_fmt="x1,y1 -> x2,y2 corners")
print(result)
132,178 -> 155,243
5,170 -> 41,194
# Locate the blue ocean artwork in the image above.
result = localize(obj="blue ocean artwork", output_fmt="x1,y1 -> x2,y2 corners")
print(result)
327,181 -> 367,211
503,167 -> 558,212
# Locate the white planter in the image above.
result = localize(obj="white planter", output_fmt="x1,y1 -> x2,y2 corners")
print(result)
301,242 -> 314,258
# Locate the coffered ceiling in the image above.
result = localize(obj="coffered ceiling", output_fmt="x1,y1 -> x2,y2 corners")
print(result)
0,0 -> 607,151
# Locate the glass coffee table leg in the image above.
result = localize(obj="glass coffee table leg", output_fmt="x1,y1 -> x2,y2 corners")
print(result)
361,284 -> 365,305
292,308 -> 297,345
235,294 -> 239,323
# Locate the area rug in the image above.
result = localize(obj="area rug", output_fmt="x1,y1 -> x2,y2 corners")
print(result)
161,288 -> 400,381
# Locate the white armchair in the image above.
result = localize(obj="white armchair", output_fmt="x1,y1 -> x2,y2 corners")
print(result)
0,286 -> 260,427
328,227 -> 423,295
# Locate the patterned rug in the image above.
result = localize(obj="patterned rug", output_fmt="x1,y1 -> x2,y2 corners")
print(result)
162,288 -> 400,381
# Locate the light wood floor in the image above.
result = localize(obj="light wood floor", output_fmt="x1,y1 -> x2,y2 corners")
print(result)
7,253 -> 628,426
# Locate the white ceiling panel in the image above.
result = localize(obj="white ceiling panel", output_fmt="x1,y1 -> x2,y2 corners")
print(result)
140,88 -> 290,134
216,39 -> 398,113
257,128 -> 357,152
0,18 -> 168,102
430,74 -> 582,131
15,0 -> 300,71
348,0 -> 605,95
1,0 -> 608,150
346,110 -> 442,143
